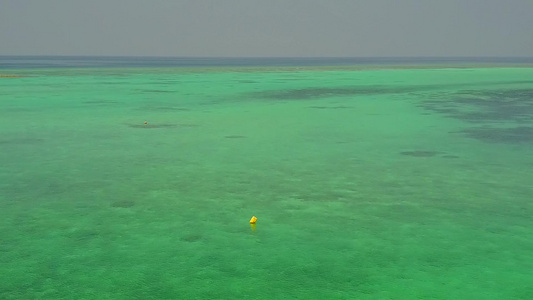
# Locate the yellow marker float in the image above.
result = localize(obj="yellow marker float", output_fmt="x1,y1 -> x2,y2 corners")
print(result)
249,216 -> 257,231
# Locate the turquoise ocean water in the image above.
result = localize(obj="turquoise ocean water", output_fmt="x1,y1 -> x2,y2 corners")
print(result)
1,57 -> 533,299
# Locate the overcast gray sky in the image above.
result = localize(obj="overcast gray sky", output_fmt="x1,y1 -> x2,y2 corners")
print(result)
1,0 -> 532,57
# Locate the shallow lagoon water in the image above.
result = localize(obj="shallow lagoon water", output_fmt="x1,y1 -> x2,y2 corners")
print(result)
1,62 -> 533,299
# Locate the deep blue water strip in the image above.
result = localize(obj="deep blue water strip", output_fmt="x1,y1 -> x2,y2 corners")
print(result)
1,56 -> 532,69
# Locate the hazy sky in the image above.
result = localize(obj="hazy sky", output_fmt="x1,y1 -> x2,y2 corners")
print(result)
1,0 -> 532,57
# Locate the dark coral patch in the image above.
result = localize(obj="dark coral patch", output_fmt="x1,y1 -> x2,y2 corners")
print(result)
419,89 -> 533,123
127,123 -> 177,129
309,106 -> 352,109
0,138 -> 45,145
126,123 -> 198,129
224,135 -> 247,139
137,106 -> 190,112
255,83 -> 471,101
260,86 -> 391,100
139,89 -> 176,93
441,155 -> 460,159
111,200 -> 135,208
400,151 -> 440,157
180,234 -> 202,242
83,100 -> 122,105
457,126 -> 533,144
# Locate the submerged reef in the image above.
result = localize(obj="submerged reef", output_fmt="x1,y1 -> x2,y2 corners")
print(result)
400,151 -> 440,157
421,89 -> 533,123
110,200 -> 135,208
400,151 -> 460,159
456,126 -> 533,143
421,88 -> 533,144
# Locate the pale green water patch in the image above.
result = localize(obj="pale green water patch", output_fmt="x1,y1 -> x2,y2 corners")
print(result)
1,66 -> 532,299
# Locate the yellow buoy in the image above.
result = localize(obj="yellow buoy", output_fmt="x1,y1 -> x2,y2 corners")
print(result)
249,216 -> 257,224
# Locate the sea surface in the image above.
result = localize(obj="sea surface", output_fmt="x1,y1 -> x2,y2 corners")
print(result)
1,57 -> 533,299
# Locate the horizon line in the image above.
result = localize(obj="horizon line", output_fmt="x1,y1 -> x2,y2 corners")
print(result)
1,55 -> 533,59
